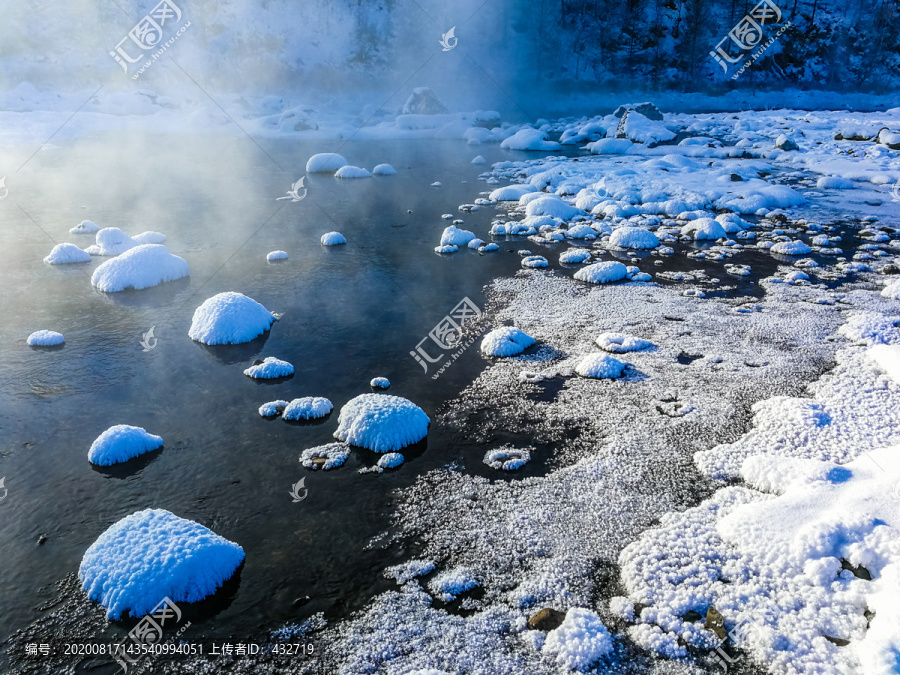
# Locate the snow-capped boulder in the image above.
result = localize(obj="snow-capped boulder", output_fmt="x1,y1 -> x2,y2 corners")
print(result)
525,196 -> 584,221
91,244 -> 189,292
377,452 -> 404,469
87,424 -> 163,466
283,397 -> 333,421
681,218 -> 726,240
370,377 -> 390,389
94,227 -> 138,256
615,110 -> 675,145
771,240 -> 813,256
79,509 -> 245,619
500,129 -> 561,152
775,134 -> 799,151
595,333 -> 654,353
243,357 -> 294,379
441,225 -> 476,246
609,227 -> 659,249
27,330 -> 64,346
306,153 -> 349,173
44,243 -> 91,264
489,184 -> 538,201
817,176 -> 854,189
560,248 -> 592,264
573,261 -> 628,284
300,443 -> 350,470
321,231 -> 347,246
372,164 -> 397,175
258,400 -> 289,417
471,155 -> 486,165
335,165 -> 372,179
188,292 -> 275,345
484,446 -> 531,471
266,250 -> 288,261
402,87 -> 447,115
70,220 -> 100,234
542,608 -> 614,671
575,353 -> 627,379
613,102 -> 663,121
334,394 -> 430,452
481,327 -> 536,357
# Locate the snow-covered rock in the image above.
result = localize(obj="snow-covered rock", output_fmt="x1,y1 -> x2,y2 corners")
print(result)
524,196 -> 584,221
521,255 -> 549,269
283,397 -> 333,420
575,353 -> 627,379
681,218 -> 726,240
94,227 -> 138,256
595,332 -> 654,353
335,165 -> 372,179
483,446 -> 531,471
500,129 -> 561,152
91,244 -> 189,292
258,400 -> 289,417
428,568 -> 478,602
370,377 -> 390,389
559,249 -> 592,264
771,240 -> 813,256
266,250 -> 288,261
542,608 -> 613,671
321,231 -> 347,246
440,225 -> 476,246
471,155 -> 486,165
334,394 -> 429,452
480,327 -> 536,357
87,424 -> 163,466
372,163 -> 397,175
816,176 -> 854,189
300,442 -> 349,470
79,509 -> 244,619
44,243 -> 91,264
26,330 -> 64,346
377,452 -> 404,469
489,184 -> 538,201
70,220 -> 100,234
306,153 -> 348,173
243,357 -> 294,379
188,292 -> 275,345
402,87 -> 447,115
609,227 -> 659,249
573,261 -> 628,284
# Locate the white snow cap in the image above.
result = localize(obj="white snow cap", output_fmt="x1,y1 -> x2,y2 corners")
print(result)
500,128 -> 561,152
243,357 -> 294,379
44,243 -> 91,264
542,608 -> 613,671
377,452 -> 404,469
87,424 -> 163,466
306,152 -> 348,173
283,397 -> 333,421
440,225 -> 476,246
79,509 -> 244,619
489,184 -> 538,201
560,248 -> 592,264
771,240 -> 813,256
266,250 -> 288,261
94,227 -> 137,255
321,231 -> 347,246
681,218 -> 726,240
372,163 -> 397,175
70,220 -> 100,234
91,244 -> 189,292
258,400 -> 289,417
609,227 -> 660,249
27,330 -> 64,346
573,261 -> 628,284
188,292 -> 275,345
480,327 -> 536,357
484,446 -> 531,471
370,377 -> 390,389
300,442 -> 349,470
575,353 -> 627,379
595,332 -> 654,353
471,155 -> 486,164
335,165 -> 372,178
428,568 -> 479,601
334,393 -> 430,452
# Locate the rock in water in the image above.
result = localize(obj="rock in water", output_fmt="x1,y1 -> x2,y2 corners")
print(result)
334,394 -> 429,452
402,87 -> 448,115
613,102 -> 663,121
775,134 -> 799,151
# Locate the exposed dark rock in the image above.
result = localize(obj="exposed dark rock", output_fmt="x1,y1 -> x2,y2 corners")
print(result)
705,605 -> 727,641
614,102 -> 663,121
402,87 -> 448,115
527,607 -> 566,631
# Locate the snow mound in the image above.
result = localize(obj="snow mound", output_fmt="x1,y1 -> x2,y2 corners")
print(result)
573,261 -> 628,284
243,357 -> 294,379
817,176 -> 854,189
500,128 -> 561,152
70,220 -> 100,234
27,330 -> 64,346
882,281 -> 900,300
480,327 -> 536,357
258,400 -> 289,417
370,377 -> 390,389
542,608 -> 613,671
575,353 -> 627,379
300,443 -> 349,470
595,332 -> 654,353
372,163 -> 397,175
471,155 -> 486,165
44,243 -> 91,264
609,227 -> 659,249
266,250 -> 288,261
483,445 -> 531,471
334,394 -> 430,452
489,184 -> 538,201
428,568 -> 479,602
306,153 -> 348,173
283,397 -> 333,420
441,225 -> 476,246
188,292 -> 275,345
87,424 -> 163,466
133,231 -> 166,245
560,249 -> 592,264
335,165 -> 372,179
521,255 -> 549,269
91,244 -> 189,292
94,227 -> 138,255
771,240 -> 813,256
79,509 -> 245,619
525,196 -> 584,221
321,231 -> 347,246
377,452 -> 404,469
681,218 -> 726,240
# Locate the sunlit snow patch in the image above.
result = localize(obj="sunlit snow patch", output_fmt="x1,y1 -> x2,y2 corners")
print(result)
542,608 -> 613,671
70,220 -> 100,234
266,250 -> 288,261
480,327 -> 536,357
321,231 -> 347,246
79,509 -> 244,619
334,393 -> 429,452
372,163 -> 397,175
771,240 -> 813,256
370,377 -> 390,389
44,243 -> 91,264
26,330 -> 64,346
300,442 -> 350,470
188,292 -> 275,345
243,357 -> 294,379
500,128 -> 561,152
258,400 -> 289,417
283,396 -> 333,420
335,165 -> 372,178
87,424 -> 163,465
609,226 -> 659,249
573,261 -> 628,284
575,353 -> 627,379
306,153 -> 348,173
483,445 -> 532,471
595,332 -> 654,353
428,568 -> 479,602
91,244 -> 189,292
441,225 -> 475,246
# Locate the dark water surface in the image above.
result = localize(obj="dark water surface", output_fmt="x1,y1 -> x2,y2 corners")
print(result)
0,133 -> 874,666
